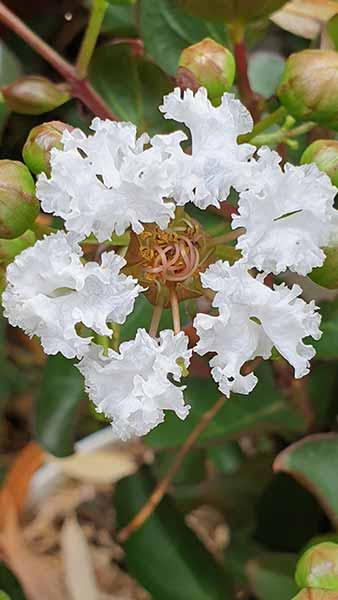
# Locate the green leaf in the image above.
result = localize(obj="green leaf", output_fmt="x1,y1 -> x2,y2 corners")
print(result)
115,466 -> 232,599
0,41 -> 22,138
35,354 -> 84,457
308,363 -> 337,427
0,592 -> 11,600
248,51 -> 285,98
313,302 -> 338,360
274,433 -> 338,529
146,363 -> 306,449
0,564 -> 26,600
90,43 -> 174,134
107,0 -> 135,4
139,0 -> 229,75
246,553 -> 299,600
327,14 -> 338,50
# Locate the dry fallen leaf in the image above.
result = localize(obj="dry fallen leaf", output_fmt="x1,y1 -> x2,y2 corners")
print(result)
61,515 -> 100,600
47,449 -> 137,486
271,0 -> 338,38
0,489 -> 66,600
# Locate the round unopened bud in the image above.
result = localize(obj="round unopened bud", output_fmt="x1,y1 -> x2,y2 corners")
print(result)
278,50 -> 338,130
178,38 -> 235,103
0,229 -> 35,265
0,161 -> 39,239
309,247 -> 338,289
293,590 -> 338,599
295,542 -> 338,590
23,121 -> 73,176
301,140 -> 338,187
176,0 -> 287,23
2,76 -> 70,115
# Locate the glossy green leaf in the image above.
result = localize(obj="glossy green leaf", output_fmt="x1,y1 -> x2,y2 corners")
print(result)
35,354 -> 84,457
115,466 -> 232,599
246,553 -> 299,600
248,51 -> 285,98
146,363 -> 306,449
90,43 -> 174,134
0,565 -> 25,600
139,0 -> 229,75
274,433 -> 338,529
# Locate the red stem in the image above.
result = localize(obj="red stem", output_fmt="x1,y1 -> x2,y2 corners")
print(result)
234,39 -> 260,122
0,1 -> 118,121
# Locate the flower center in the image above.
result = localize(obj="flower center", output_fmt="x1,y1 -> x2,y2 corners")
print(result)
139,222 -> 204,284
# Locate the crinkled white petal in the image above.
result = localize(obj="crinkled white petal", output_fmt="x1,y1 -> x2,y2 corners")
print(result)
155,87 -> 255,209
2,231 -> 143,359
77,329 -> 192,440
194,261 -> 321,396
36,118 -> 175,241
232,146 -> 338,275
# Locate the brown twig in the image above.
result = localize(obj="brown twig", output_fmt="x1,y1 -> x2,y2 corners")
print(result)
0,1 -> 118,120
117,394 -> 227,543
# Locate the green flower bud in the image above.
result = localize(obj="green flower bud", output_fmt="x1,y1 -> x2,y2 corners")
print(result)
295,542 -> 338,590
22,121 -> 73,176
0,160 -> 39,239
175,0 -> 288,23
301,140 -> 338,187
178,38 -> 235,103
293,590 -> 338,600
278,50 -> 338,130
0,229 -> 35,266
309,248 -> 338,289
2,76 -> 70,115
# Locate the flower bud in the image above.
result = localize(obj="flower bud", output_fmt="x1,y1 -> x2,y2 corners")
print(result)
176,0 -> 288,23
2,76 -> 70,115
278,50 -> 338,130
178,38 -> 235,103
301,140 -> 338,187
23,121 -> 73,176
293,590 -> 338,599
295,542 -> 338,590
0,160 -> 39,239
0,229 -> 35,265
309,247 -> 338,289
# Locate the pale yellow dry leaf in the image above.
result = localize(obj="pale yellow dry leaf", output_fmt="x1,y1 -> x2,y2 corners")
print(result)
271,0 -> 338,38
47,449 -> 137,485
61,516 -> 99,600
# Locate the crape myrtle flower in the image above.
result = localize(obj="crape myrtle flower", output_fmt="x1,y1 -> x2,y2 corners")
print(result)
77,329 -> 192,440
154,87 -> 255,209
232,147 -> 338,276
36,118 -> 176,240
194,261 -> 321,397
2,87 -> 336,440
2,231 -> 143,359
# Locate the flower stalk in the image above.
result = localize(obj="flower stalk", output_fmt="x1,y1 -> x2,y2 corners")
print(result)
170,288 -> 181,334
149,297 -> 164,337
75,0 -> 108,79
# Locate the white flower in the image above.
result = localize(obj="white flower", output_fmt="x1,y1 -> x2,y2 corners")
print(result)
77,329 -> 192,440
232,147 -> 338,275
154,87 -> 255,209
2,231 -> 143,359
36,118 -> 176,241
193,260 -> 321,397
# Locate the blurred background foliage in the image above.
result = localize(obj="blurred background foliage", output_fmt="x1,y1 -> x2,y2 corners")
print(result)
2,1 -> 338,599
